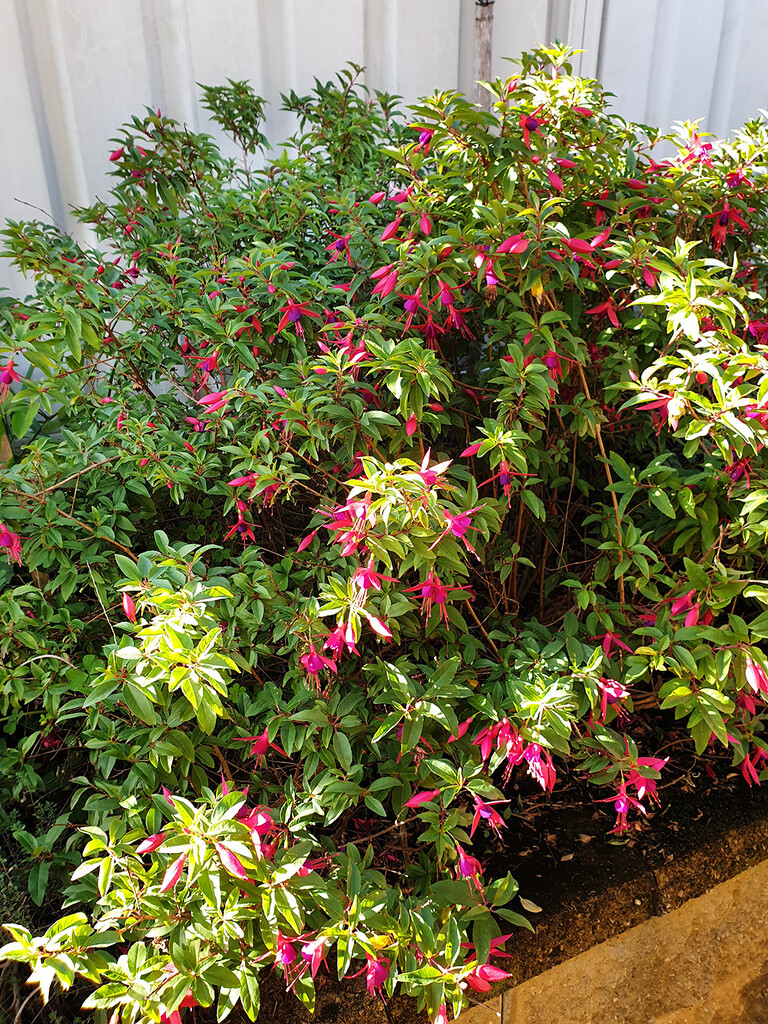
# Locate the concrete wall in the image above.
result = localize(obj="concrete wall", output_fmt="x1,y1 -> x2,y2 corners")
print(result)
2,0 -> 768,295
458,856 -> 768,1024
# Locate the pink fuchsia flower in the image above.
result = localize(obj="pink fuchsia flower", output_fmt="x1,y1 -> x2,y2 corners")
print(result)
398,287 -> 427,333
224,499 -> 256,546
275,932 -> 298,966
547,168 -> 564,192
159,852 -> 187,892
325,232 -> 353,266
464,963 -> 512,993
229,473 -> 259,490
519,107 -> 547,147
523,743 -> 556,792
185,416 -> 210,432
352,557 -> 397,593
135,831 -> 167,854
415,449 -> 452,487
365,953 -> 389,996
741,747 -> 768,786
240,807 -> 274,837
585,298 -> 620,328
413,128 -> 434,153
234,727 -> 287,768
470,795 -> 508,838
0,359 -> 22,402
704,201 -> 750,251
434,1005 -> 448,1024
627,756 -> 666,805
447,717 -> 474,743
635,394 -> 686,433
599,782 -> 646,834
325,493 -> 374,556
297,528 -> 318,552
160,992 -> 198,1024
429,505 -> 485,558
301,643 -> 338,691
726,167 -> 752,189
669,589 -> 696,616
745,656 -> 768,696
277,300 -> 321,340
323,622 -> 359,659
0,524 -> 22,565
302,936 -> 329,979
403,570 -> 461,628
597,631 -> 633,658
371,265 -> 399,297
596,677 -> 630,722
455,843 -> 483,893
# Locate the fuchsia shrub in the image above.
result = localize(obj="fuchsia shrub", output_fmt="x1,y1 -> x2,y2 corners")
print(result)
1,45 -> 768,1022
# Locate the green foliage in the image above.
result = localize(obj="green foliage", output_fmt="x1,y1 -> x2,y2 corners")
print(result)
1,44 -> 768,1023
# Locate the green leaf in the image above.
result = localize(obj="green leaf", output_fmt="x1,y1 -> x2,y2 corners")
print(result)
28,861 -> 50,906
648,487 -> 676,518
122,683 -> 157,725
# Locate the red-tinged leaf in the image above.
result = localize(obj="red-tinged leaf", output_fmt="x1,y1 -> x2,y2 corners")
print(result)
365,614 -> 392,638
215,843 -> 249,879
136,832 -> 166,854
159,852 -> 186,892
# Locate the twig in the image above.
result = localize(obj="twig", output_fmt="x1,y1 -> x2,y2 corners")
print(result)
465,601 -> 502,660
575,362 -> 626,607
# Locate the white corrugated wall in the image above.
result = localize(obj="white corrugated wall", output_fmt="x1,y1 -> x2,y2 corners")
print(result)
1,0 -> 767,294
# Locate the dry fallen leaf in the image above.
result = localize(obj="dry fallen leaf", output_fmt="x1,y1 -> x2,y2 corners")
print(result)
520,897 -> 543,913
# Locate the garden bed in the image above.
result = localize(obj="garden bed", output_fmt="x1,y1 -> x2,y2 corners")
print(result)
244,781 -> 768,1023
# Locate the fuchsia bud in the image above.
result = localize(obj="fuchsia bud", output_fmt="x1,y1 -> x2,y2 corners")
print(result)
406,413 -> 418,436
496,233 -> 528,255
405,789 -> 441,808
465,963 -> 512,993
365,954 -> 389,996
462,442 -> 482,457
380,217 -> 402,241
297,529 -> 318,552
109,147 -> 124,162
369,191 -> 386,204
121,592 -> 137,622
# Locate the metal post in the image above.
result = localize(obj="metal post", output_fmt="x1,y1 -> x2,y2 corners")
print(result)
474,0 -> 494,110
